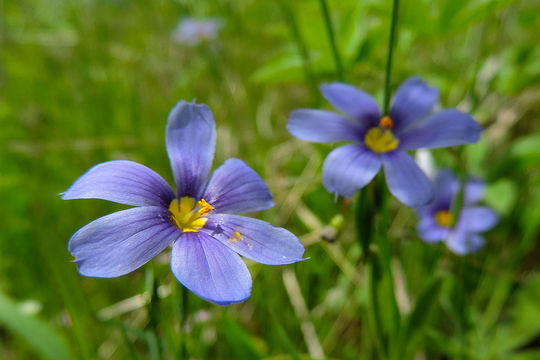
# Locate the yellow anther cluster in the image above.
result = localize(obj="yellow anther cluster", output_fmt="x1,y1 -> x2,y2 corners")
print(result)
364,127 -> 399,153
198,198 -> 214,215
169,197 -> 213,232
435,210 -> 453,228
229,230 -> 245,243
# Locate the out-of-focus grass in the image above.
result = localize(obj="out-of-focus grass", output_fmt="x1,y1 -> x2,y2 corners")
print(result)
1,0 -> 540,359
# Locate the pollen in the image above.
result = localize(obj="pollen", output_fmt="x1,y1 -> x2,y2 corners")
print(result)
434,210 -> 453,228
379,116 -> 394,129
364,127 -> 399,153
169,197 -> 213,232
229,230 -> 245,243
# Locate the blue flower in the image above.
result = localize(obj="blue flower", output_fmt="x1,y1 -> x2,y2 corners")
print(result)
416,169 -> 498,255
287,77 -> 482,206
63,101 -> 305,305
171,18 -> 222,46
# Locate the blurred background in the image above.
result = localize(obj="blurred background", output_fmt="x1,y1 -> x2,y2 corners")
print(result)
1,0 -> 540,359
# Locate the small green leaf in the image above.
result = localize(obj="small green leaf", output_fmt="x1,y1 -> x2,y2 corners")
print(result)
484,179 -> 518,216
510,133 -> 540,159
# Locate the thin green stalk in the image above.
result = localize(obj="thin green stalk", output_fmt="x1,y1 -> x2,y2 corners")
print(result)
145,267 -> 161,359
319,0 -> 344,81
382,0 -> 400,115
278,0 -> 320,105
376,177 -> 401,351
358,1 -> 401,357
179,286 -> 189,360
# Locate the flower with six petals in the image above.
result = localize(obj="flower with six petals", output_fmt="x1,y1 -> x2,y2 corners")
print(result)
287,77 -> 482,206
63,101 -> 305,305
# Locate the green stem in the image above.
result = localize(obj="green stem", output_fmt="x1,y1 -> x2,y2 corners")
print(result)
179,286 -> 189,360
319,0 -> 344,81
360,1 -> 401,355
376,176 -> 401,344
382,0 -> 400,115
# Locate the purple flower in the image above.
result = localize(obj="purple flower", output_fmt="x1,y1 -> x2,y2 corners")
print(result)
171,18 -> 222,46
62,101 -> 305,305
416,169 -> 498,255
287,77 -> 482,206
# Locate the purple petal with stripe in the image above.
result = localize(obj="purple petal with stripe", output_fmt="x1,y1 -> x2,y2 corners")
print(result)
287,109 -> 364,143
319,82 -> 381,125
322,144 -> 381,198
389,76 -> 439,132
171,232 -> 251,305
62,160 -> 175,207
398,109 -> 482,150
203,214 -> 305,265
459,206 -> 498,232
68,206 -> 178,277
203,159 -> 274,214
166,101 -> 216,199
383,151 -> 433,207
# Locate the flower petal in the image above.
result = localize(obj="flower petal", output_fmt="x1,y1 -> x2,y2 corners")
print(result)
464,178 -> 485,205
166,101 -> 216,199
389,76 -> 439,132
202,159 -> 274,214
432,168 -> 459,209
68,206 -> 178,277
322,145 -> 381,198
171,232 -> 251,305
447,231 -> 485,255
398,109 -> 482,150
319,82 -> 381,123
203,214 -> 305,265
287,109 -> 364,143
62,160 -> 175,207
383,151 -> 433,207
416,217 -> 449,243
459,206 -> 498,232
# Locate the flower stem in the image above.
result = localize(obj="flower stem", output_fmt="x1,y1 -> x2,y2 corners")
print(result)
180,286 -> 189,359
360,1 -> 402,355
382,0 -> 400,115
319,0 -> 344,81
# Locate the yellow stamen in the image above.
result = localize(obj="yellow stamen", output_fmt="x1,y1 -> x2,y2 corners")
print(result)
435,210 -> 453,227
379,115 -> 394,129
169,197 -> 213,232
197,198 -> 214,215
364,127 -> 399,153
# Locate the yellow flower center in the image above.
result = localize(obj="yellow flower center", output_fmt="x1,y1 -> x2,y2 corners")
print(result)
364,116 -> 399,153
434,210 -> 453,227
169,197 -> 214,232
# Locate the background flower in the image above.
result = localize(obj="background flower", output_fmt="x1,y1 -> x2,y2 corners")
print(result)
63,101 -> 305,305
416,169 -> 499,254
171,17 -> 223,46
288,77 -> 482,207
